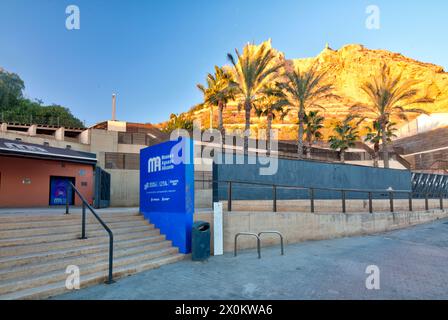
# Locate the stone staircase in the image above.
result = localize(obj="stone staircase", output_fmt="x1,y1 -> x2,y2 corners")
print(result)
0,211 -> 185,300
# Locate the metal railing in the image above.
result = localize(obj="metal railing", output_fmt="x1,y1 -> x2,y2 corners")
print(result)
234,233 -> 261,259
234,231 -> 285,258
65,182 -> 115,284
258,231 -> 284,256
209,180 -> 448,214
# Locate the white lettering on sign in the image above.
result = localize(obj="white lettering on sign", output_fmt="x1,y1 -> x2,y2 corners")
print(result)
148,154 -> 176,173
148,156 -> 162,173
4,142 -> 48,153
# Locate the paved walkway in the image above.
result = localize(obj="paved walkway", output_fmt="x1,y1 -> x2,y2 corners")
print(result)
55,219 -> 448,300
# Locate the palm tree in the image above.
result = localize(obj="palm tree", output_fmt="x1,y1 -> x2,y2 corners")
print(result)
350,63 -> 433,168
280,65 -> 338,159
227,42 -> 283,154
329,116 -> 360,163
364,120 -> 397,168
196,66 -> 236,136
303,110 -> 324,159
163,113 -> 193,132
254,83 -> 289,155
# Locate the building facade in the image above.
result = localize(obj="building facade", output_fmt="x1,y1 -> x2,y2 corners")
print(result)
0,138 -> 96,207
0,121 -> 169,207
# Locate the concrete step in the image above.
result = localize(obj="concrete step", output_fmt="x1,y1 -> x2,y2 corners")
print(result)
0,247 -> 180,296
0,221 -> 154,240
0,240 -> 174,281
0,211 -> 185,300
0,235 -> 167,269
0,254 -> 185,300
0,229 -> 162,257
0,214 -> 145,230
0,225 -> 156,247
0,211 -> 142,224
0,217 -> 146,231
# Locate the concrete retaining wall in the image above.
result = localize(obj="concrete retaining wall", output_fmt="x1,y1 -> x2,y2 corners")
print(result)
195,208 -> 448,253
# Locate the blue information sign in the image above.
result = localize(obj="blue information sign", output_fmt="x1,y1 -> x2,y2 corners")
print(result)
140,137 -> 194,254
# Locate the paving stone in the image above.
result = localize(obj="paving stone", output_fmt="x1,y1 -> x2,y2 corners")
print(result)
54,218 -> 448,300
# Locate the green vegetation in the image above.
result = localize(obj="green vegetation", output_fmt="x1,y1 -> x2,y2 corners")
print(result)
254,83 -> 289,154
192,43 -> 434,168
280,65 -> 338,159
350,64 -> 431,168
0,68 -> 84,128
364,120 -> 397,167
197,66 -> 237,138
329,116 -> 360,163
227,43 -> 283,153
303,110 -> 325,158
162,113 -> 194,132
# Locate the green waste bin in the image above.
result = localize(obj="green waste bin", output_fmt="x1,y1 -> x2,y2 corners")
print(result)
192,221 -> 210,261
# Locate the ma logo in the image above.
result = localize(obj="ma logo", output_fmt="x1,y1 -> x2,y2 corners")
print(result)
148,156 -> 161,173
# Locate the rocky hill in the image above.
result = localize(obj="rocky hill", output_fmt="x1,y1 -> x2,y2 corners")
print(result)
161,42 -> 448,140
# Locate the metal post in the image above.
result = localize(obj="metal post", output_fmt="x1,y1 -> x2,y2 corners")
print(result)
81,203 -> 87,239
234,233 -> 261,259
106,234 -> 114,284
440,193 -> 444,210
425,193 -> 429,211
273,185 -> 277,212
258,231 -> 284,256
408,192 -> 413,212
280,237 -> 284,255
342,190 -> 346,214
65,198 -> 69,215
310,188 -> 315,213
368,192 -> 373,214
389,192 -> 394,213
227,182 -> 232,212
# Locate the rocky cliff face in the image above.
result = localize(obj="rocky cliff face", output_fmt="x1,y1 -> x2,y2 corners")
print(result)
164,43 -> 448,140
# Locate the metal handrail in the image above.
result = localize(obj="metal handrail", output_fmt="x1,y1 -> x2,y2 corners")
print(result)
258,231 -> 284,256
234,233 -> 261,259
65,182 -> 115,284
216,179 -> 414,194
203,179 -> 448,213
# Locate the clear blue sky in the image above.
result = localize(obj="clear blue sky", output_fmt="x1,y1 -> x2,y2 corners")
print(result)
0,0 -> 447,126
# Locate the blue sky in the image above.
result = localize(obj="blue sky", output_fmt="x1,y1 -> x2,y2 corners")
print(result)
0,0 -> 447,126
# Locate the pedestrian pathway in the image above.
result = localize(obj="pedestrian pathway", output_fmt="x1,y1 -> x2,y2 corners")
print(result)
55,218 -> 448,300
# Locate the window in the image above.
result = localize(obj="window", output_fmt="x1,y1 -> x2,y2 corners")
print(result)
105,153 -> 139,170
118,132 -> 154,146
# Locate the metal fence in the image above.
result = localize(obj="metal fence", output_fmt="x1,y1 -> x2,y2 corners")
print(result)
207,179 -> 448,214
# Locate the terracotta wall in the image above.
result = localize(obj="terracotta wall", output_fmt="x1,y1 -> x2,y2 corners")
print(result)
0,156 -> 94,207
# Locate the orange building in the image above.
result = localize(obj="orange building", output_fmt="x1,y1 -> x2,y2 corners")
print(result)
0,138 -> 97,208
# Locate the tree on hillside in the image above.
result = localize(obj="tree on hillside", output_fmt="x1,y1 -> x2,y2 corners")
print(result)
197,66 -> 237,140
364,120 -> 397,168
162,113 -> 193,132
227,42 -> 283,154
0,68 -> 85,128
329,116 -> 360,163
0,69 -> 24,111
303,110 -> 325,159
280,65 -> 338,159
254,83 -> 289,155
350,63 -> 432,168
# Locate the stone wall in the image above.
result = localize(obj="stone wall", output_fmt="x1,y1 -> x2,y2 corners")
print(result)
195,208 -> 448,253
